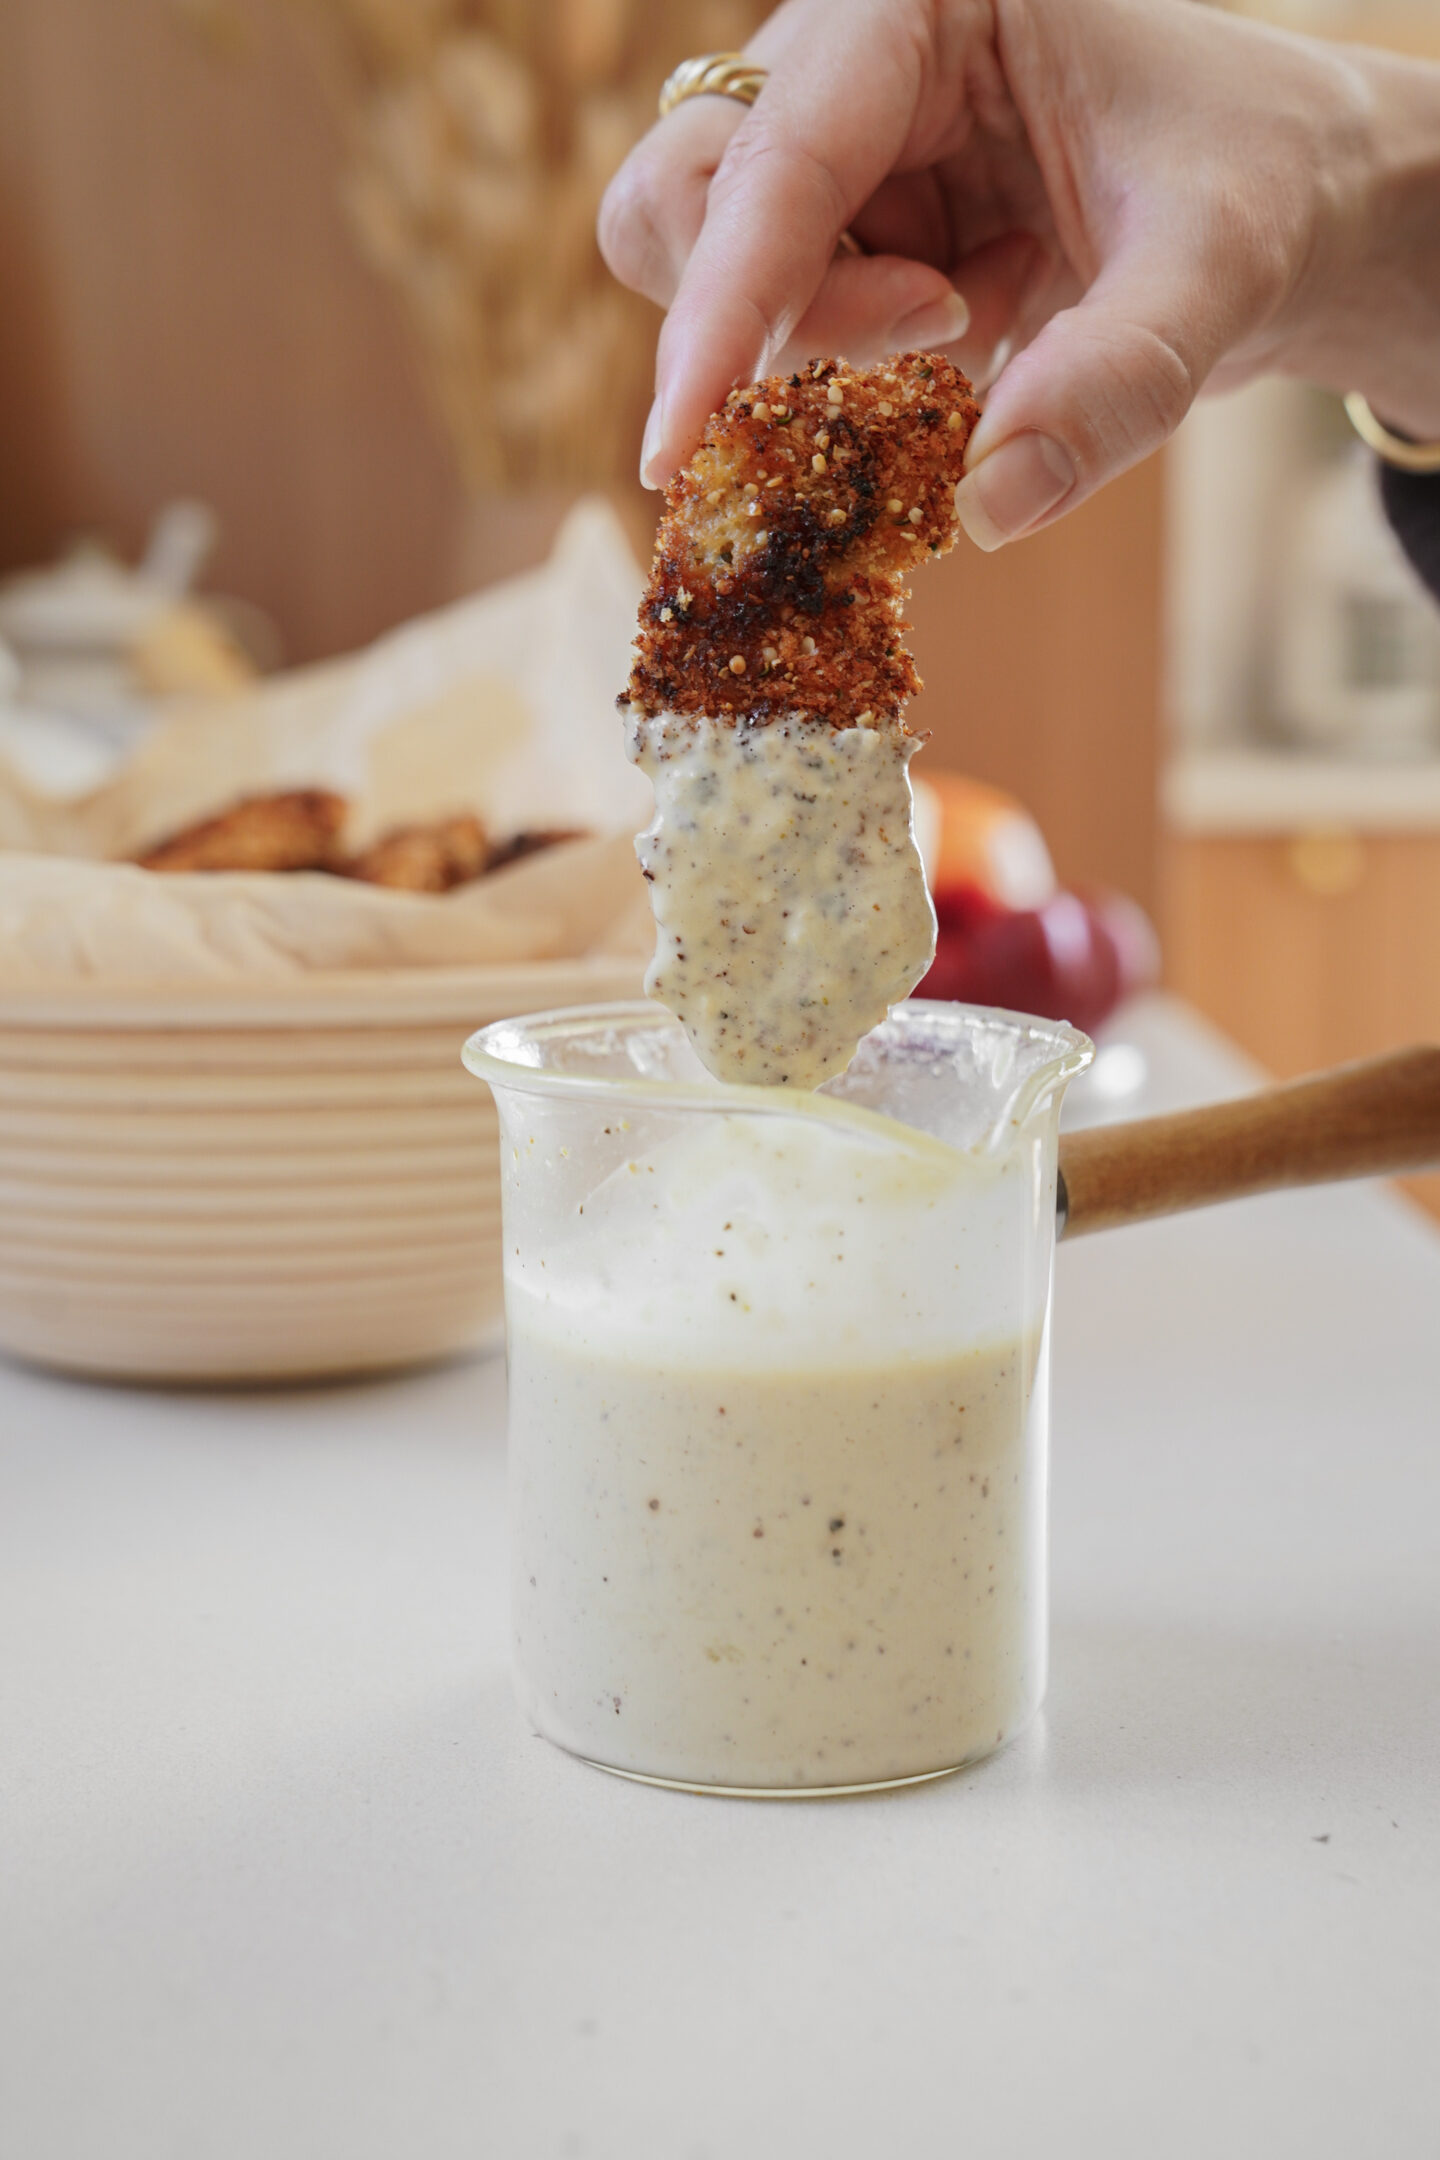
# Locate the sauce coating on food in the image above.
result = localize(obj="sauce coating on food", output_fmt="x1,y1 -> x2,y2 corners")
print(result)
628,710 -> 936,1088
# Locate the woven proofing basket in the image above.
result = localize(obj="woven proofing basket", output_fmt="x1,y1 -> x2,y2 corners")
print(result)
0,956 -> 643,1384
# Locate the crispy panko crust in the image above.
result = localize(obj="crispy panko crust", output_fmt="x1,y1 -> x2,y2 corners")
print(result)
623,352 -> 979,726
136,790 -> 348,873
345,814 -> 490,893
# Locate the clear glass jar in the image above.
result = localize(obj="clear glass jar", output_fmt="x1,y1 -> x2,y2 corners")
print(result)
464,1001 -> 1091,1796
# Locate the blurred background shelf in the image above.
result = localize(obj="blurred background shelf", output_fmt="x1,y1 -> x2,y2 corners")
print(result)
1165,748 -> 1440,835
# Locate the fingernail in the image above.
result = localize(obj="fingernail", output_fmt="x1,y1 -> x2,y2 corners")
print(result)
889,289 -> 970,352
954,432 -> 1075,551
639,397 -> 666,490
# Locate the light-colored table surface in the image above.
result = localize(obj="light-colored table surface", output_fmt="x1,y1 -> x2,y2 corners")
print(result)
3,997 -> 1437,2160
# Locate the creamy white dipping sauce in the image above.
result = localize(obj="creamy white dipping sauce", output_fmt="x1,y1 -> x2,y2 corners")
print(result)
508,1324 -> 1045,1793
625,709 -> 936,1088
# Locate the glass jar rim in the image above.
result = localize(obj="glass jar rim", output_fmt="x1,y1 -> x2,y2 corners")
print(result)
463,999 -> 1092,1160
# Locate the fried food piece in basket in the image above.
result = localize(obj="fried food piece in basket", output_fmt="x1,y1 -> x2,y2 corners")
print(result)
136,790 -> 348,873
486,827 -> 586,872
623,353 -> 980,726
345,814 -> 490,893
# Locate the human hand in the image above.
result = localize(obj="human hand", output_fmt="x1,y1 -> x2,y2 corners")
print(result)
600,0 -> 1440,547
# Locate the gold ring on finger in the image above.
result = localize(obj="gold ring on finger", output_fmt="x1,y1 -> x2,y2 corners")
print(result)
658,53 -> 767,116
657,54 -> 867,258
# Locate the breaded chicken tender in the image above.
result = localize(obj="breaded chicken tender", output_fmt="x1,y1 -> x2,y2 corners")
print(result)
623,353 -> 979,726
345,814 -> 490,893
136,790 -> 347,873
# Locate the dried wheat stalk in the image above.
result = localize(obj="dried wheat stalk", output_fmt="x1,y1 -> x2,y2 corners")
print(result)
289,0 -> 772,491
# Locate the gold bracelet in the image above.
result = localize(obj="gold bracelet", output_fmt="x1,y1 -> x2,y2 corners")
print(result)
1343,392 -> 1440,475
659,52 -> 767,118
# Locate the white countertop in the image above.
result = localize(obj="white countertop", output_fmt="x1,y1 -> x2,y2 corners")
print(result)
3,997 -> 1438,2160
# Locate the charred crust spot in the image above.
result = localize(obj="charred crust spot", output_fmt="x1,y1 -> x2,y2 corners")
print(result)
620,353 -> 979,726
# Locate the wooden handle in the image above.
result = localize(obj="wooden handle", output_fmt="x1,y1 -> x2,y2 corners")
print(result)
1057,1045 -> 1440,1240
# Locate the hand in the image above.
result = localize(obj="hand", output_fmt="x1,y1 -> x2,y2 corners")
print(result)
601,0 -> 1440,547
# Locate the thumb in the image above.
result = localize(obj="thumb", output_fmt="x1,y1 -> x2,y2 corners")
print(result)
954,259 -> 1203,550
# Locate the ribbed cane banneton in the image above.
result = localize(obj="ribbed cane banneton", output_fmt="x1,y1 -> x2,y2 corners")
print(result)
0,957 -> 642,1383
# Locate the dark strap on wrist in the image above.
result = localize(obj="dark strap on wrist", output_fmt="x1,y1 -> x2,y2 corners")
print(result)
1379,461 -> 1440,605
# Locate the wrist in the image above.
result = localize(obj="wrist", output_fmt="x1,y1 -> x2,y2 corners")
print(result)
1277,43 -> 1440,438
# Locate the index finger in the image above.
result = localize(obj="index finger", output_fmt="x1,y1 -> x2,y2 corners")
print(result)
641,0 -> 928,485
